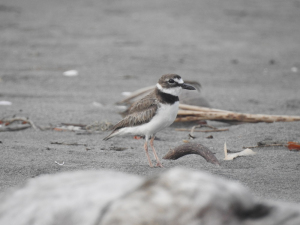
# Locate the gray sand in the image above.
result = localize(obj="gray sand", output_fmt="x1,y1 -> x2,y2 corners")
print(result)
1,0 -> 300,203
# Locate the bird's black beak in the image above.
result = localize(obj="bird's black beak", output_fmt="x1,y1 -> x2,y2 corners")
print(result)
180,83 -> 196,90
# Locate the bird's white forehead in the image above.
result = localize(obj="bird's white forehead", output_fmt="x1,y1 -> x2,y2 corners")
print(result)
164,77 -> 184,84
175,78 -> 184,84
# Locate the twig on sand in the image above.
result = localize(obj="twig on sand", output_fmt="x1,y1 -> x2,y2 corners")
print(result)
0,117 -> 38,131
176,124 -> 228,139
8,117 -> 38,130
60,123 -> 87,127
243,141 -> 300,151
243,143 -> 286,149
175,128 -> 229,132
163,142 -> 220,166
40,121 -> 113,133
0,124 -> 31,131
175,104 -> 300,123
51,142 -> 87,146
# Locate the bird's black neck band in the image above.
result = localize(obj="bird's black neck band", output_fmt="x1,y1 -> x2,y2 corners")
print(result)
156,89 -> 179,104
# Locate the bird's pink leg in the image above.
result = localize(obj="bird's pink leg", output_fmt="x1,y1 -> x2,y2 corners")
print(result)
150,136 -> 163,168
144,141 -> 153,167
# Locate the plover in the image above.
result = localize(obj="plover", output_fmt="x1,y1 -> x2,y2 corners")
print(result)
103,74 -> 196,167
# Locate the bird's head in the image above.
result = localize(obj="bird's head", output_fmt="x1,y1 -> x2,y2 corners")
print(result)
156,74 -> 196,96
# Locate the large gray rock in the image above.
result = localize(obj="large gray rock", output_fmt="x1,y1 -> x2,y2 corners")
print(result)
100,168 -> 299,225
0,168 -> 299,225
0,170 -> 142,225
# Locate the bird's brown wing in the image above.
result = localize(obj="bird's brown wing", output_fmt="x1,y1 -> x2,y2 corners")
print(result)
113,104 -> 157,130
103,92 -> 159,140
128,93 -> 157,112
112,93 -> 159,131
102,92 -> 159,141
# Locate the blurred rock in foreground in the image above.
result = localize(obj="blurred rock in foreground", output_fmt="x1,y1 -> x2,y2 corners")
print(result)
0,168 -> 299,225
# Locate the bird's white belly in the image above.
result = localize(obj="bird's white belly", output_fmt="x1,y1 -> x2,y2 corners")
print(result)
124,102 -> 179,136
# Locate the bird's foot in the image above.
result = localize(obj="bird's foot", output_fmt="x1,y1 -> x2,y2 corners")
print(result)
156,162 -> 164,168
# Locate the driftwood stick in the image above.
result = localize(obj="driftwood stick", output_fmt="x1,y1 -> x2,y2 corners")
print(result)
175,116 -> 206,122
27,119 -> 38,130
179,104 -> 229,113
185,124 -> 229,138
176,128 -> 229,132
177,109 -> 300,123
243,144 -> 286,149
163,143 -> 220,166
116,86 -> 155,104
1,117 -> 38,130
61,123 -> 87,127
0,124 -> 31,132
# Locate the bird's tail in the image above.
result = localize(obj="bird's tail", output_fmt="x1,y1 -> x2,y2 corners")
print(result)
103,132 -> 113,141
103,129 -> 119,141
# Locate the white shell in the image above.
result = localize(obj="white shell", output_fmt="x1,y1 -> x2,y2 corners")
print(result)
63,70 -> 78,77
0,101 -> 12,106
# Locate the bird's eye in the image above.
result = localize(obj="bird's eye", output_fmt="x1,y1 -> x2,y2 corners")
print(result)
168,79 -> 175,83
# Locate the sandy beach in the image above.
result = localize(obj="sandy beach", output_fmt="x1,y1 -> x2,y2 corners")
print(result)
1,0 -> 300,203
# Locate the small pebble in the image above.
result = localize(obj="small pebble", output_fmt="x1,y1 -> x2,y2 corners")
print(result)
231,59 -> 239,64
269,59 -> 275,65
0,101 -> 12,105
291,67 -> 298,73
63,70 -> 78,77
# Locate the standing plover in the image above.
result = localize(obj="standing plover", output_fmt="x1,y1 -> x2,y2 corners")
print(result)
103,74 -> 196,167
